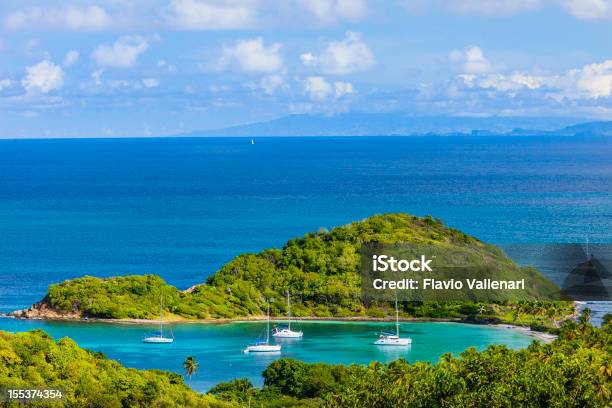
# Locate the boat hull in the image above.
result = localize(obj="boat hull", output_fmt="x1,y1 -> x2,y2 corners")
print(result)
244,344 -> 281,352
143,337 -> 174,344
272,329 -> 303,338
374,337 -> 411,346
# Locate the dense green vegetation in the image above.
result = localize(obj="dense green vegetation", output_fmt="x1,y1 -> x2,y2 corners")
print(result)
2,311 -> 609,407
0,330 -> 228,408
30,214 -> 572,326
211,310 -> 612,407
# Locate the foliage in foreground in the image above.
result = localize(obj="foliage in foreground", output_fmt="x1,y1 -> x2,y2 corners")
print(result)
1,311 -> 609,407
0,330 -> 228,408
38,213 -> 571,326
211,310 -> 612,407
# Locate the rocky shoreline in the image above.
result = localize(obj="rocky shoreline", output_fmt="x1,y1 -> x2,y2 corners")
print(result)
8,296 -> 82,320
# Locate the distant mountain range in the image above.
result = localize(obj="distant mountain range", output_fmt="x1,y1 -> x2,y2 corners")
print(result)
174,113 -> 612,137
552,120 -> 612,136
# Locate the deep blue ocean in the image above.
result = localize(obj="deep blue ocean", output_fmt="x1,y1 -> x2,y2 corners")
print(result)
1,136 -> 611,316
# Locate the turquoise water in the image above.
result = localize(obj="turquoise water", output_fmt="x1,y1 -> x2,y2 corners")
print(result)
0,136 -> 609,388
0,318 -> 533,391
1,136 -> 611,313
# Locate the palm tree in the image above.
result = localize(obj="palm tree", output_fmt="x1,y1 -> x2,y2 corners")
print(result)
578,307 -> 592,324
183,356 -> 198,386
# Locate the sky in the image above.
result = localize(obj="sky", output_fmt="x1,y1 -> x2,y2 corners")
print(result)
1,0 -> 612,138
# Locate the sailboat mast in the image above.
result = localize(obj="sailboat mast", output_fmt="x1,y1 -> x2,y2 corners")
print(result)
266,303 -> 270,343
287,291 -> 291,330
160,297 -> 163,337
395,297 -> 399,338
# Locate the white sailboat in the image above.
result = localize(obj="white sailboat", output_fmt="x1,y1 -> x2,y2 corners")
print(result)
143,298 -> 174,344
374,297 -> 411,346
273,291 -> 303,338
244,303 -> 281,352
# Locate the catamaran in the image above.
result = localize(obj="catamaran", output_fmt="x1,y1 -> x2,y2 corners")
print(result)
273,291 -> 303,338
244,303 -> 281,352
374,297 -> 411,346
143,298 -> 174,344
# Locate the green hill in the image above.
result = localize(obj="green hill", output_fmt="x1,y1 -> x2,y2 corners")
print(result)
0,330 -> 229,408
16,213 -> 571,326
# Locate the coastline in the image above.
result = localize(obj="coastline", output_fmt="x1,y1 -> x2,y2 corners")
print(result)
1,313 -> 558,343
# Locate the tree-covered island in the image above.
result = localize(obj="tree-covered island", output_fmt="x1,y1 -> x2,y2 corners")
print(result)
12,213 -> 574,329
2,213 -> 607,407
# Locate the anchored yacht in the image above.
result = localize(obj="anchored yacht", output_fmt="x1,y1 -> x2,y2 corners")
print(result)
374,297 -> 411,346
244,302 -> 281,352
143,298 -> 174,344
273,291 -> 303,339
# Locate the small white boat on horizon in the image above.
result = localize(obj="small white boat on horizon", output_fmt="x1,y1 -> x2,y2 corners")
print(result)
273,291 -> 303,339
143,298 -> 174,344
244,302 -> 281,353
374,297 -> 411,346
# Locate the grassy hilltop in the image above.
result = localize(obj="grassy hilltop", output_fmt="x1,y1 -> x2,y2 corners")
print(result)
19,213 -> 572,327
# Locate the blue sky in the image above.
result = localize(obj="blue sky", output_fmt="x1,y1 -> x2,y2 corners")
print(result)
1,0 -> 612,138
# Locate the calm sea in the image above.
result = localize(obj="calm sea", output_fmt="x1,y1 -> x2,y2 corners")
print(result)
0,136 -> 611,318
0,319 -> 534,390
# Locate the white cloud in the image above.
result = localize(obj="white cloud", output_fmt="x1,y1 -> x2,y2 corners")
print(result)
166,0 -> 256,29
21,60 -> 64,93
571,60 -> 612,98
559,0 -> 612,20
4,6 -> 111,31
63,50 -> 79,67
303,76 -> 354,100
260,74 -> 287,94
403,0 -> 612,20
450,46 -> 492,74
510,73 -> 547,90
0,79 -> 12,91
300,0 -> 367,23
91,69 -> 104,86
458,58 -> 612,100
92,36 -> 149,68
142,78 -> 160,88
157,59 -> 177,72
446,0 -> 542,16
300,52 -> 316,66
303,32 -> 374,75
303,76 -> 333,100
462,72 -> 544,92
218,37 -> 283,73
334,81 -> 354,98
